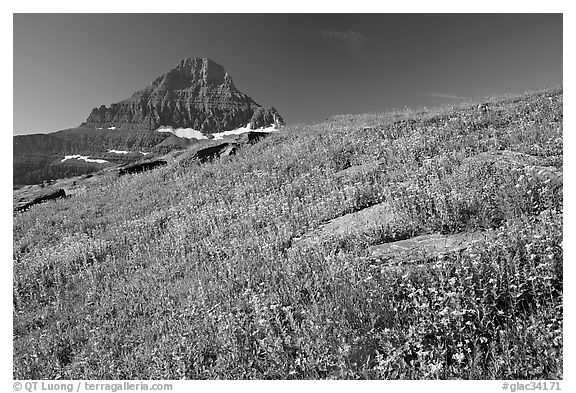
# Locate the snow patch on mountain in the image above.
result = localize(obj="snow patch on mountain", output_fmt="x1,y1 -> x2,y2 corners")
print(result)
212,124 -> 277,140
61,155 -> 109,164
108,149 -> 130,154
156,124 -> 278,141
156,126 -> 208,140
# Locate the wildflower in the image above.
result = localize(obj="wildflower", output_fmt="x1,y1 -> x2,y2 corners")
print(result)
453,352 -> 465,363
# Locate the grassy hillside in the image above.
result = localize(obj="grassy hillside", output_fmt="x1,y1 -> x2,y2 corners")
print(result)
13,89 -> 563,379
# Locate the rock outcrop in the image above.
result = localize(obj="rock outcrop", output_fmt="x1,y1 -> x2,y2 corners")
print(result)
82,57 -> 284,133
292,202 -> 400,247
119,160 -> 167,176
194,142 -> 239,163
368,231 -> 487,264
14,188 -> 66,212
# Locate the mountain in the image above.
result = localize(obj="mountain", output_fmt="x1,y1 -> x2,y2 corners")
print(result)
82,57 -> 284,132
14,57 -> 284,186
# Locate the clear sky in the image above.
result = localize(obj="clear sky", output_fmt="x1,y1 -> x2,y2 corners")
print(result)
13,13 -> 562,135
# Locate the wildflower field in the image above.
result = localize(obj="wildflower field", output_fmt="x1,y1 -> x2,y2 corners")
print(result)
13,88 -> 563,379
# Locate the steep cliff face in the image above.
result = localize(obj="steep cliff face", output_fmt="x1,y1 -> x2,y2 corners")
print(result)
82,58 -> 284,132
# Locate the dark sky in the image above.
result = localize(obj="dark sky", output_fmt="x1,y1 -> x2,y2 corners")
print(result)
13,13 -> 562,135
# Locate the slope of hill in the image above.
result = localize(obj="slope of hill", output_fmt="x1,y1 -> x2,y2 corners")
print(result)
13,88 -> 563,379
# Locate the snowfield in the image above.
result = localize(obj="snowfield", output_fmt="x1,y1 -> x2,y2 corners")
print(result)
156,126 -> 208,140
156,124 -> 278,141
61,155 -> 109,164
212,124 -> 277,140
108,149 -> 130,154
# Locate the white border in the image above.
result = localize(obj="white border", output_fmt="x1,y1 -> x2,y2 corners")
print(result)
3,4 -> 572,392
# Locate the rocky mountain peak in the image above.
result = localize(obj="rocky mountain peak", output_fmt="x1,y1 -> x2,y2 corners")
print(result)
154,57 -> 234,90
82,57 -> 283,132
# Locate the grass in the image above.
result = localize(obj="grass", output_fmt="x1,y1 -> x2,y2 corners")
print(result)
13,88 -> 562,379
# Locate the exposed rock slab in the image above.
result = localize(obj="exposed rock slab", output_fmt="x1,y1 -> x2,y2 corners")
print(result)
294,202 -> 398,246
368,231 -> 487,263
14,188 -> 66,212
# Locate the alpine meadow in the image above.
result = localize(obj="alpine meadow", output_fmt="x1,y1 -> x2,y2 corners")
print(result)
13,88 -> 563,379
